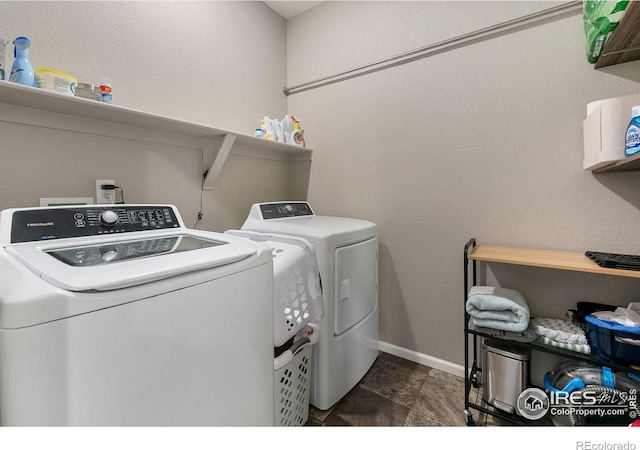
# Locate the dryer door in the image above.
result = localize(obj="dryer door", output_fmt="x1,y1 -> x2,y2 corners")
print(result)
334,237 -> 378,335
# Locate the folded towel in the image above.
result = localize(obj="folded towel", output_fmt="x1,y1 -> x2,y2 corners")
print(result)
532,317 -> 588,345
466,286 -> 530,332
469,320 -> 537,343
537,336 -> 591,355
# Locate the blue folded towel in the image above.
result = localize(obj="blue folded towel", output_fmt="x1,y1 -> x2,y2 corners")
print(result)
466,286 -> 530,332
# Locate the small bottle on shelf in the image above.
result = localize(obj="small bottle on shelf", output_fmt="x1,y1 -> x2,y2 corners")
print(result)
98,77 -> 113,104
0,33 -> 7,81
625,106 -> 640,157
9,36 -> 36,87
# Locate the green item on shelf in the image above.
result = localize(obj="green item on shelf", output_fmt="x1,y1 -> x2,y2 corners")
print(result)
583,0 -> 629,64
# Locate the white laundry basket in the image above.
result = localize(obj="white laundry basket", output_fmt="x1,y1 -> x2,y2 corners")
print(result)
273,326 -> 319,426
225,230 -> 324,347
225,230 -> 324,426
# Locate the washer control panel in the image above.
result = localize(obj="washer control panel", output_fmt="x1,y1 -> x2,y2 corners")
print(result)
10,205 -> 180,243
48,236 -> 180,266
259,202 -> 314,219
47,234 -> 223,267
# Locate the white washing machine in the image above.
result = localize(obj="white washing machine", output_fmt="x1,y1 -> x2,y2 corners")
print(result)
241,201 -> 378,410
0,204 -> 274,426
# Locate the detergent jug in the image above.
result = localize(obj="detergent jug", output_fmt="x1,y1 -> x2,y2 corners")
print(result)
9,36 -> 36,87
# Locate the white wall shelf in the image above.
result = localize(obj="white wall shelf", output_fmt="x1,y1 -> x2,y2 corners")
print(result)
0,81 -> 312,190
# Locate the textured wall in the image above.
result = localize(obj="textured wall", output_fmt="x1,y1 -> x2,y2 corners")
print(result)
286,1 -> 640,367
0,1 -> 291,231
5,0 -> 640,373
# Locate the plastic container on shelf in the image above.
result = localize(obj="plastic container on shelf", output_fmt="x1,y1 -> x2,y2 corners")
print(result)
260,116 -> 275,141
35,69 -> 77,96
625,105 -> 640,157
75,83 -> 102,101
0,35 -> 7,81
274,119 -> 283,142
98,77 -> 112,103
291,116 -> 305,147
281,115 -> 294,144
9,36 -> 36,87
585,315 -> 640,365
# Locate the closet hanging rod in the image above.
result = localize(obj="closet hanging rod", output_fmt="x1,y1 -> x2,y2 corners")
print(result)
283,1 -> 582,96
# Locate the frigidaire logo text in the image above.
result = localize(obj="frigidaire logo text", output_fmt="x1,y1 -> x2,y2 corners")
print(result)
26,222 -> 54,227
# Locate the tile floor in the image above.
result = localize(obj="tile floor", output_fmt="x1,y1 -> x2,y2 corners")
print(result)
306,351 -> 493,427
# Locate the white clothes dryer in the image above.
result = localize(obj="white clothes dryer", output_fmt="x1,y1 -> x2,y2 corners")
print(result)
241,202 -> 378,410
0,204 -> 274,426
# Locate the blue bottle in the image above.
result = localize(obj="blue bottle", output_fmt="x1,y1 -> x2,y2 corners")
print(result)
9,36 -> 36,87
625,106 -> 640,157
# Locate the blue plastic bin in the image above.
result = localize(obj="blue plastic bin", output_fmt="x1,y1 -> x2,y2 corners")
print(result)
585,315 -> 640,366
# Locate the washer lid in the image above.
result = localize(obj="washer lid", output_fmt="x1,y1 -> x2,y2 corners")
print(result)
5,230 -> 258,292
242,215 -> 377,245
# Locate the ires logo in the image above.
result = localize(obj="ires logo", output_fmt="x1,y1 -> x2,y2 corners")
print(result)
550,389 -> 628,407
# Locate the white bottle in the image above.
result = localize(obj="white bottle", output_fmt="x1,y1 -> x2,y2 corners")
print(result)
274,119 -> 283,142
260,116 -> 275,140
0,34 -> 6,81
281,115 -> 294,144
99,77 -> 113,103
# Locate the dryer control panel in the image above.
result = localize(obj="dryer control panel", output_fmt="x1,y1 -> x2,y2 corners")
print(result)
9,205 -> 180,243
259,202 -> 314,219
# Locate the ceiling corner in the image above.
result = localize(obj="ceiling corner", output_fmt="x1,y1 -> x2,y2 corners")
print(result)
263,1 -> 323,19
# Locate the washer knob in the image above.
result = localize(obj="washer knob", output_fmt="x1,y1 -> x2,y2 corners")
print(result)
284,204 -> 294,214
100,210 -> 119,227
99,246 -> 118,262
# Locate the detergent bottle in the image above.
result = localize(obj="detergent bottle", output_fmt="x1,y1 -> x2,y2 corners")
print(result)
625,106 -> 640,157
281,115 -> 294,144
260,116 -> 275,140
274,119 -> 284,142
0,33 -> 7,81
291,116 -> 305,147
9,36 -> 36,87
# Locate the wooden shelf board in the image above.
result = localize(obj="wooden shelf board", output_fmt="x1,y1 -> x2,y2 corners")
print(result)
468,245 -> 640,278
592,151 -> 640,173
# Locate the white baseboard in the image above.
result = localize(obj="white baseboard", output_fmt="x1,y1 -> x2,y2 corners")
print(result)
378,340 -> 465,379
